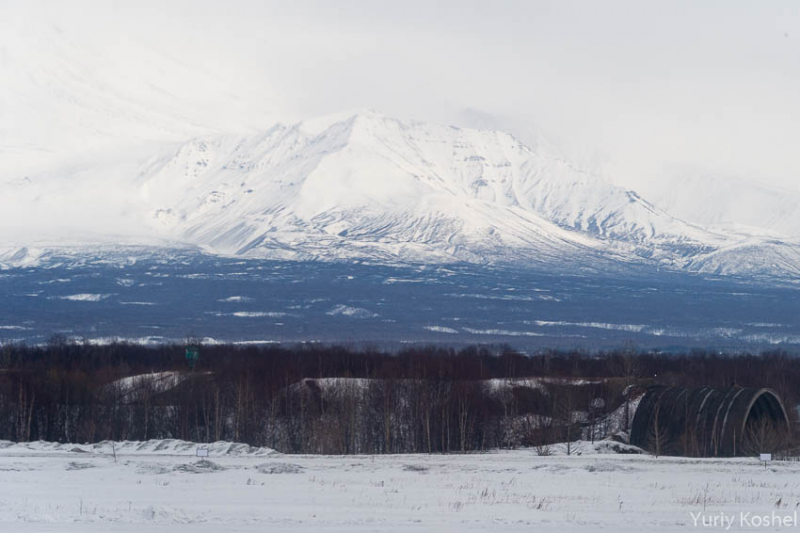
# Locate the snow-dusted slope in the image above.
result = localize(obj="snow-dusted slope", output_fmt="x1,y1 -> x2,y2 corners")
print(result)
626,174 -> 800,277
686,238 -> 800,278
136,111 -> 736,270
640,173 -> 800,239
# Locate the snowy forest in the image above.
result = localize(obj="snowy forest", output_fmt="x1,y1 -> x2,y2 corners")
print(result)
0,340 -> 798,455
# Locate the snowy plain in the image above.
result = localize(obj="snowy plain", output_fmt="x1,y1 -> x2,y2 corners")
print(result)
2,251 -> 800,350
0,439 -> 797,532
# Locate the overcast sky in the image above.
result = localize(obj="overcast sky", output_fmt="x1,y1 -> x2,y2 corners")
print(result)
4,0 -> 800,193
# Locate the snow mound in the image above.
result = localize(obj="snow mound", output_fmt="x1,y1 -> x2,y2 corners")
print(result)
0,439 -> 278,457
590,440 -> 644,455
534,439 -> 645,456
65,461 -> 96,471
256,462 -> 304,474
173,459 -> 226,473
107,371 -> 191,403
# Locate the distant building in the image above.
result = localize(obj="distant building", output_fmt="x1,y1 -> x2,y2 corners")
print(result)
630,387 -> 790,457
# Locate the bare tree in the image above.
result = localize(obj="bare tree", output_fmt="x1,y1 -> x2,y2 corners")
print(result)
646,405 -> 672,457
741,417 -> 789,457
555,388 -> 581,456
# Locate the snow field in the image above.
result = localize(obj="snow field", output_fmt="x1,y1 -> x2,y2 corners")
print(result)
1,440 -> 798,532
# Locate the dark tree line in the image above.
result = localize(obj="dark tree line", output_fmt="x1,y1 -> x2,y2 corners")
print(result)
0,338 -> 798,454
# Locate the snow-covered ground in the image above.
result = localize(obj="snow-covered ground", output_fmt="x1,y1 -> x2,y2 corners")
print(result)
0,439 -> 796,532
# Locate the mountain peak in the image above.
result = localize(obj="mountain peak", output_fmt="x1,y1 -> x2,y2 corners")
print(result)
298,109 -> 391,137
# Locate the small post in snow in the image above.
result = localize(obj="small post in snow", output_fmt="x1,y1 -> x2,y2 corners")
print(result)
760,453 -> 772,469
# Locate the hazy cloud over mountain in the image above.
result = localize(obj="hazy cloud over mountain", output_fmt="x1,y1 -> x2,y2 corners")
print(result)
3,0 -> 798,193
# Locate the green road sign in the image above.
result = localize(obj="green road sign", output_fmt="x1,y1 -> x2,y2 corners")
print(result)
185,346 -> 200,369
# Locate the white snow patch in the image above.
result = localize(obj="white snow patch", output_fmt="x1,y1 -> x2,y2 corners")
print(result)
463,327 -> 544,337
83,336 -> 166,346
483,378 -> 548,394
109,371 -> 190,399
292,377 -> 372,395
423,325 -> 459,334
740,332 -> 800,345
531,320 -> 649,333
326,305 -> 379,319
448,293 -> 560,302
56,293 -> 111,302
230,311 -> 286,318
383,277 -> 427,284
483,377 -> 605,396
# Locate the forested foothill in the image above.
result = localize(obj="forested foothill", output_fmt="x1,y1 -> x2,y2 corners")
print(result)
0,338 -> 798,455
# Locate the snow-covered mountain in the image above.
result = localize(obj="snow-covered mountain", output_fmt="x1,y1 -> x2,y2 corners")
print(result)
130,110 -> 800,276
134,112 -> 602,266
2,107 -> 799,278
